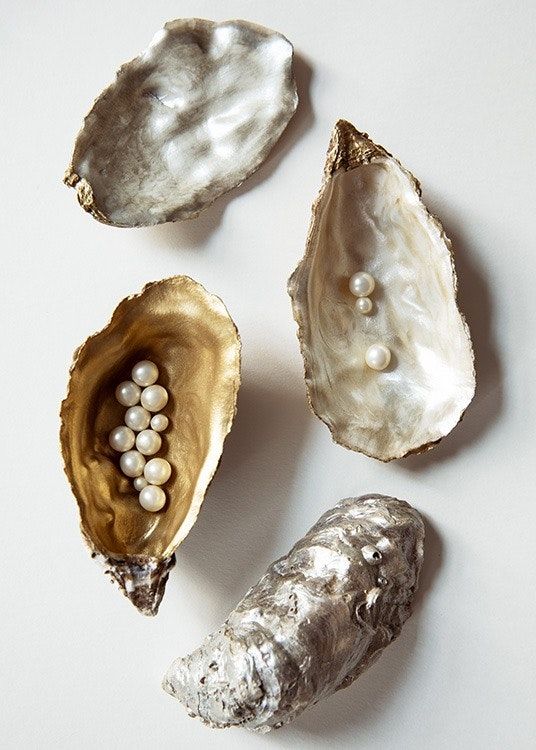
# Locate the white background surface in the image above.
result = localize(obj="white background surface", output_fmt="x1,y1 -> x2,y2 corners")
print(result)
2,1 -> 535,748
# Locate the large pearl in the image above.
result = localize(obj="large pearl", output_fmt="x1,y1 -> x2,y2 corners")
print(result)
124,405 -> 151,432
349,271 -> 375,297
136,429 -> 162,456
141,384 -> 168,412
132,360 -> 159,387
133,476 -> 148,491
150,414 -> 169,432
119,450 -> 146,478
365,344 -> 391,371
355,297 -> 373,315
115,380 -> 141,407
144,458 -> 172,485
109,425 -> 135,452
139,485 -> 166,512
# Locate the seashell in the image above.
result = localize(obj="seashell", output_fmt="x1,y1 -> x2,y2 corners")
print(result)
163,494 -> 424,731
288,120 -> 475,461
60,277 -> 240,615
64,18 -> 298,227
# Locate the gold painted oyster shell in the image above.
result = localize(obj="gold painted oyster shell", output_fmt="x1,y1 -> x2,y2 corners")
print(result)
64,18 -> 298,227
60,277 -> 240,614
288,120 -> 475,461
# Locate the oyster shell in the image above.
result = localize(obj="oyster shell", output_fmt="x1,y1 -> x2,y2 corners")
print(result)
163,494 -> 424,731
60,277 -> 240,615
64,18 -> 298,227
288,120 -> 475,461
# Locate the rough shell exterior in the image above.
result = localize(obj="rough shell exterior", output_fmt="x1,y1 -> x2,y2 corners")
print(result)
288,120 -> 476,461
60,277 -> 241,615
163,494 -> 424,731
64,18 -> 298,227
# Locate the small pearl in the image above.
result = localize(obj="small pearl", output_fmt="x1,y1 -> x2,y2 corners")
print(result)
109,425 -> 135,452
133,476 -> 148,491
355,297 -> 373,315
139,485 -> 166,512
365,344 -> 391,371
144,458 -> 172,485
124,405 -> 151,432
132,360 -> 159,387
136,429 -> 162,456
349,271 -> 375,297
141,384 -> 168,412
115,380 -> 141,407
150,414 -> 169,432
119,450 -> 146,478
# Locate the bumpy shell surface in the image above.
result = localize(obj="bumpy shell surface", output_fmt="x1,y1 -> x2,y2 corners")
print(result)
60,277 -> 240,615
163,494 -> 424,731
288,120 -> 475,461
64,18 -> 298,227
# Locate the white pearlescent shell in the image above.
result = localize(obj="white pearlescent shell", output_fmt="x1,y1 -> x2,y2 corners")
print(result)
64,19 -> 298,227
124,405 -> 151,432
139,485 -> 166,512
141,385 -> 168,412
150,414 -> 169,432
108,425 -> 135,452
120,450 -> 146,478
131,360 -> 159,387
144,458 -> 172,486
115,381 -> 141,407
136,429 -> 162,456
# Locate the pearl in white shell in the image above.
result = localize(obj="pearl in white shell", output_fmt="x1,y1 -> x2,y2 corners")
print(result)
124,405 -> 151,432
136,429 -> 162,456
141,384 -> 168,412
115,380 -> 141,407
133,476 -> 148,491
108,425 -> 135,452
119,450 -> 146,478
365,344 -> 391,371
139,484 -> 166,512
349,272 -> 375,297
355,297 -> 373,315
144,458 -> 172,486
150,414 -> 169,432
132,360 -> 159,387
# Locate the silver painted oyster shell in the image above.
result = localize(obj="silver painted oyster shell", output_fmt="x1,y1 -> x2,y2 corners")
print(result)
288,120 -> 475,461
163,494 -> 424,731
64,19 -> 298,227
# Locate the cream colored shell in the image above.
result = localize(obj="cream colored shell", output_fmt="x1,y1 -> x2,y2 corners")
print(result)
288,120 -> 475,461
64,18 -> 298,227
60,277 -> 241,614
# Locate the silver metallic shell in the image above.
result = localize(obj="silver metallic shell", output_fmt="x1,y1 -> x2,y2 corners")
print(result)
64,18 -> 298,227
163,494 -> 424,731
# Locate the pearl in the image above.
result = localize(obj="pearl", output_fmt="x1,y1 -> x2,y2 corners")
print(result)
150,414 -> 169,432
119,450 -> 146,478
365,344 -> 391,371
355,297 -> 373,315
144,458 -> 172,486
349,271 -> 375,297
141,384 -> 168,412
115,380 -> 141,407
108,425 -> 135,452
124,405 -> 151,432
132,360 -> 159,387
139,484 -> 166,512
133,476 -> 148,491
136,429 -> 162,456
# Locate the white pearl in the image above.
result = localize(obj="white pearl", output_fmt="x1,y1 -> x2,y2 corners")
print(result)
115,380 -> 141,407
355,297 -> 373,315
349,271 -> 375,297
132,360 -> 159,387
136,429 -> 162,456
124,405 -> 151,432
108,425 -> 135,452
139,484 -> 166,512
144,458 -> 172,486
365,344 -> 391,371
141,384 -> 168,412
150,414 -> 169,432
133,476 -> 148,491
119,450 -> 146,478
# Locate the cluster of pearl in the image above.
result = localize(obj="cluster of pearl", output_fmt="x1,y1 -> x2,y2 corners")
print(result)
349,271 -> 392,371
109,360 -> 171,512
